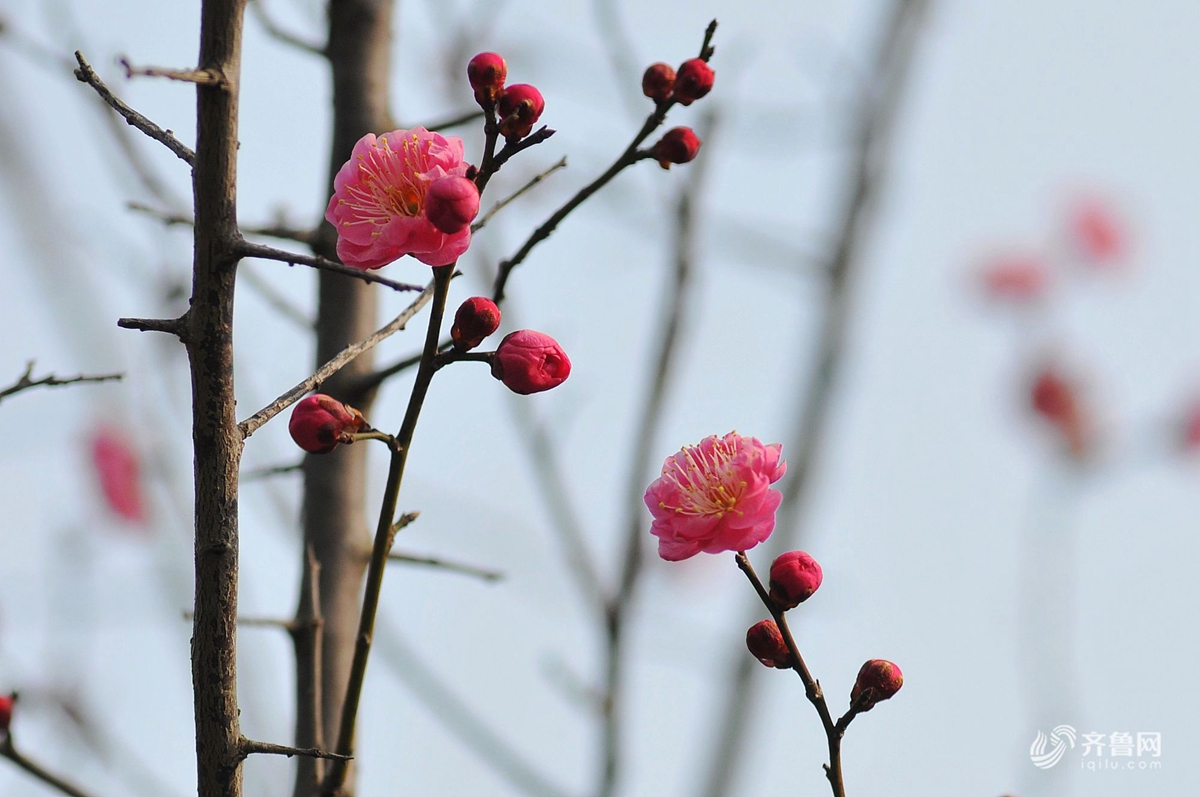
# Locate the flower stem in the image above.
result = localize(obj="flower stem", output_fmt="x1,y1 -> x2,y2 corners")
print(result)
320,264 -> 454,796
734,552 -> 846,797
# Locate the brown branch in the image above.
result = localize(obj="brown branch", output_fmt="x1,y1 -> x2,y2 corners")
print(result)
1,734 -> 100,797
238,277 -> 437,439
240,739 -> 349,761
118,57 -> 225,86
248,0 -> 326,56
236,238 -> 425,293
598,108 -> 717,797
241,461 -> 304,481
409,107 -> 485,132
697,3 -> 931,795
0,361 -> 122,405
292,546 -> 326,791
472,156 -> 568,233
129,202 -> 318,246
73,51 -> 196,166
386,551 -> 504,582
117,315 -> 188,338
490,21 -> 717,303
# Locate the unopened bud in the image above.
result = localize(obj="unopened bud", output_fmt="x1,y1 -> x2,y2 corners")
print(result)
491,330 -> 571,395
746,620 -> 791,669
850,659 -> 903,711
467,52 -> 507,110
0,694 -> 12,734
451,297 -> 502,351
497,84 -> 545,140
672,58 -> 714,105
288,394 -> 366,454
641,62 -> 675,103
769,551 -> 823,610
425,176 -> 480,235
651,127 -> 701,169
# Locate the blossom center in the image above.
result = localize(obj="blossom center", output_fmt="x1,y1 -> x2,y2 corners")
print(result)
342,133 -> 430,229
661,437 -> 747,517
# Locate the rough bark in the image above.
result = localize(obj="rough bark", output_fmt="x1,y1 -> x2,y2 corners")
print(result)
293,2 -> 394,796
189,2 -> 249,797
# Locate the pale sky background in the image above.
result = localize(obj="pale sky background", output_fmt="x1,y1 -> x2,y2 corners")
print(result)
0,1 -> 1197,797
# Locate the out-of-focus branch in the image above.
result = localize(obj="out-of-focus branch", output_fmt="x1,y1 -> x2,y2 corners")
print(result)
697,3 -> 931,796
408,107 -> 485,132
1,733 -> 99,797
386,551 -> 504,582
597,108 -> 717,797
73,51 -> 196,166
292,546 -> 325,791
118,57 -> 224,86
247,0 -> 326,56
472,157 -> 568,233
0,362 -> 122,406
238,278 -> 437,439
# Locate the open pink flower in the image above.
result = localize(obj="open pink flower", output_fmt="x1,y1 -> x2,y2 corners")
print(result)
644,432 -> 786,561
325,128 -> 473,269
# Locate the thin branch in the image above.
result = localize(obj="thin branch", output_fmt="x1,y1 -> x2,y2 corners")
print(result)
183,610 -> 295,631
73,51 -> 196,166
698,3 -> 931,796
387,551 -> 504,582
1,735 -> 100,797
410,107 -> 485,132
117,315 -> 188,337
472,156 -> 568,233
236,238 -> 425,293
247,0 -> 326,56
129,202 -> 318,246
118,57 -> 225,86
239,739 -> 349,762
491,21 -> 717,303
240,461 -> 304,481
238,277 -> 437,439
0,361 -> 122,405
239,265 -> 314,330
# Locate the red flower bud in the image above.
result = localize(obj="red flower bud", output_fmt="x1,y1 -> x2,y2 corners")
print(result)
851,659 -> 903,711
467,52 -> 507,109
672,58 -> 714,105
746,620 -> 791,669
451,297 -> 502,351
89,426 -> 147,525
497,84 -> 545,140
768,551 -> 823,610
651,127 -> 701,169
1030,365 -> 1089,457
288,394 -> 366,454
424,176 -> 480,235
491,330 -> 571,395
0,694 -> 12,734
1181,399 -> 1200,453
641,62 -> 676,103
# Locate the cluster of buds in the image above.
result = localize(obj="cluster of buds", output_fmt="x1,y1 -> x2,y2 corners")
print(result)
641,58 -> 715,106
468,52 -> 545,141
288,394 -> 367,454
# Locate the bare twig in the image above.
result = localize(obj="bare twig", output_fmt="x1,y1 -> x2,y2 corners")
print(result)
129,202 -> 318,246
248,0 -> 325,56
241,461 -> 304,481
1,734 -> 99,797
391,510 -> 420,533
698,3 -> 931,795
118,57 -> 225,86
410,107 -> 485,132
240,739 -> 349,761
73,51 -> 196,166
238,277 -> 437,439
236,238 -> 425,293
472,156 -> 568,233
387,551 -> 504,582
0,362 -> 122,405
117,315 -> 188,337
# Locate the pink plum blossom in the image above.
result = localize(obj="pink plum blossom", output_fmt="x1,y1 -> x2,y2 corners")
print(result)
644,432 -> 786,561
89,425 -> 147,525
1067,197 -> 1127,266
325,128 -> 474,269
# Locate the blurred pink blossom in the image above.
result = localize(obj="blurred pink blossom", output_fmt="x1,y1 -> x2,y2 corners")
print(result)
89,426 -> 147,525
978,254 -> 1049,303
1068,197 -> 1127,266
644,432 -> 786,561
325,128 -> 473,269
1030,365 -> 1090,458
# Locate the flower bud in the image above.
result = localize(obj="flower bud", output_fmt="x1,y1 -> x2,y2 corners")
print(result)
467,52 -> 507,109
641,62 -> 675,103
424,176 -> 480,235
768,551 -> 823,609
491,330 -> 571,395
0,694 -> 11,734
672,58 -> 714,105
850,659 -> 903,711
497,84 -> 545,140
746,620 -> 791,669
1030,365 -> 1089,457
651,127 -> 701,169
288,394 -> 366,454
451,297 -> 502,351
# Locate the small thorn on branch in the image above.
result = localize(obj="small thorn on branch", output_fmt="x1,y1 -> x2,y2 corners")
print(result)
240,738 -> 351,762
73,51 -> 196,166
117,315 -> 187,338
391,511 -> 420,534
118,56 -> 225,87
